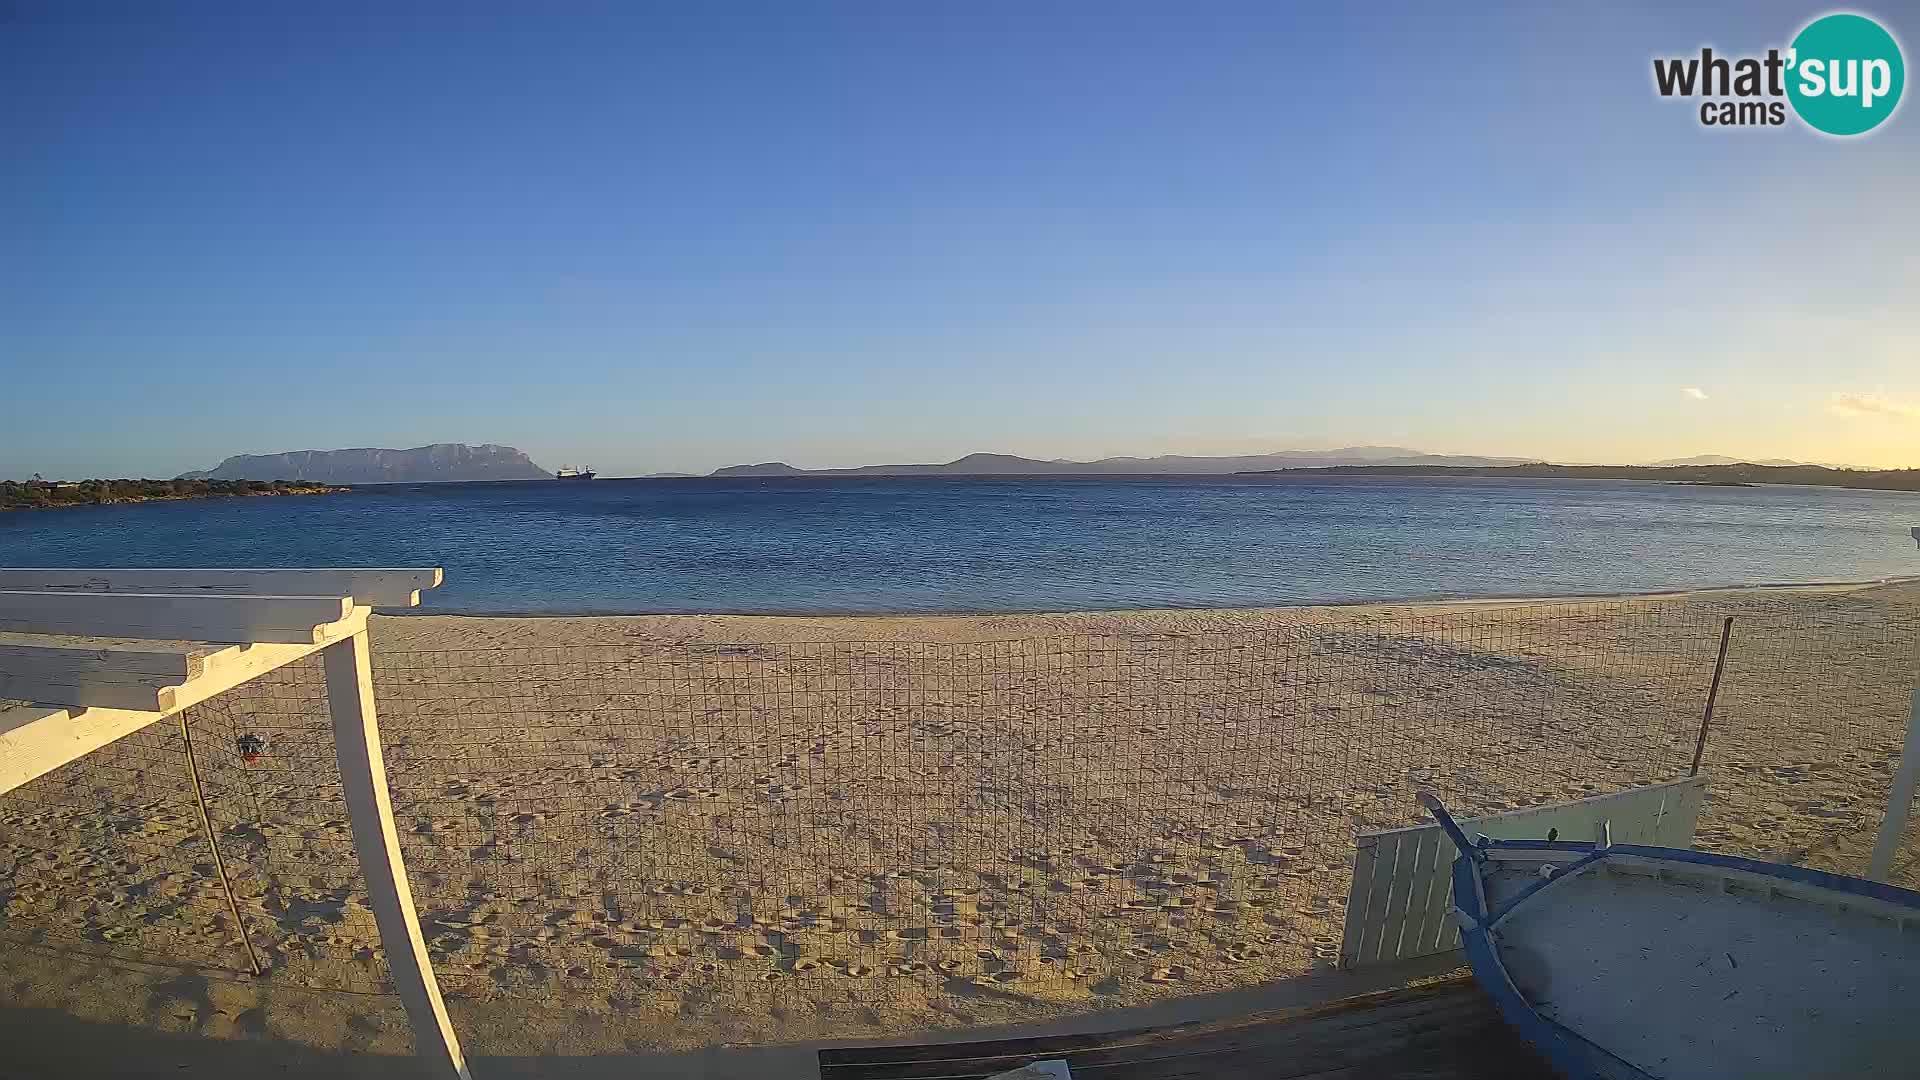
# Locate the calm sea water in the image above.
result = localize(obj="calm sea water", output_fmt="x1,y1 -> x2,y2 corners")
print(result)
3,476 -> 1918,614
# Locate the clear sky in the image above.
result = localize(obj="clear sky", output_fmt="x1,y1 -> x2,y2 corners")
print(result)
4,2 -> 1917,478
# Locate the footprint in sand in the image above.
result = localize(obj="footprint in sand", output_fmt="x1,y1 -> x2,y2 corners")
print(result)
596,801 -> 659,821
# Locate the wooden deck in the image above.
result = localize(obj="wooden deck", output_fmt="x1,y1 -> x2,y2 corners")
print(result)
818,976 -> 1555,1079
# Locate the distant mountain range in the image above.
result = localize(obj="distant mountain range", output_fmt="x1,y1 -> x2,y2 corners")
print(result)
1241,462 -> 1920,493
169,443 -> 1889,486
181,443 -> 550,484
709,447 -> 1538,477
1643,454 -> 1830,468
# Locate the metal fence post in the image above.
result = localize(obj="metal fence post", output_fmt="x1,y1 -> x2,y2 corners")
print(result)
1690,616 -> 1735,777
1868,689 -> 1920,883
323,630 -> 470,1079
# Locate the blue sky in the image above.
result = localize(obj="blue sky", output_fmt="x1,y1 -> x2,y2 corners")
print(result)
4,2 -> 1917,478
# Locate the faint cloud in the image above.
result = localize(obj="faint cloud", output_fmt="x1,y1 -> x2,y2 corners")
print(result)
1680,387 -> 1709,400
1828,392 -> 1920,421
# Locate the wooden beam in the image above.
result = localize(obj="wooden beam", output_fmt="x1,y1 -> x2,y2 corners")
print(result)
0,702 -> 166,797
0,610 -> 367,793
323,631 -> 468,1079
0,568 -> 443,608
0,612 -> 365,712
0,592 -> 353,644
0,643 -> 202,711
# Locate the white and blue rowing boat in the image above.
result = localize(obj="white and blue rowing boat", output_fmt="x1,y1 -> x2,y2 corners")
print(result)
1423,793 -> 1920,1079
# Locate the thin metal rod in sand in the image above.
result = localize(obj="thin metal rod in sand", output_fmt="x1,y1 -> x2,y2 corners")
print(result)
178,711 -> 264,976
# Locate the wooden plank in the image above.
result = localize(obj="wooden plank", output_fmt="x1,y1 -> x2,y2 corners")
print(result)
0,644 -> 200,711
1869,690 -> 1920,882
820,977 -> 1554,1080
821,988 -> 1492,1073
1336,837 -> 1380,969
0,610 -> 366,794
1340,778 -> 1708,969
323,631 -> 468,1079
0,568 -> 443,608
1399,827 -> 1448,960
1353,829 -> 1400,966
0,642 -> 199,679
0,703 -> 166,797
0,610 -> 363,715
1372,823 -> 1424,963
0,591 -> 352,644
0,670 -> 182,712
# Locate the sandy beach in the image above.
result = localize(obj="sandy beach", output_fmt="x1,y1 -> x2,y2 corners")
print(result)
1,583 -> 1915,1073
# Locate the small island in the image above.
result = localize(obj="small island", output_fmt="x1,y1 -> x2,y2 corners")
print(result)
1,477 -> 348,512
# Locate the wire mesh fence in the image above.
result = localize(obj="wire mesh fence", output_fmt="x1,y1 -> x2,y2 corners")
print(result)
0,712 -> 251,973
0,591 -> 1914,1036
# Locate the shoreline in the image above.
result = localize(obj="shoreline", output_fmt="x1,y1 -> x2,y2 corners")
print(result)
380,573 -> 1920,622
0,481 -> 347,513
369,576 -> 1920,653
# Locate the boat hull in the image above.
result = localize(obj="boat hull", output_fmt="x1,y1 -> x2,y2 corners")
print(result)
1445,834 -> 1920,1080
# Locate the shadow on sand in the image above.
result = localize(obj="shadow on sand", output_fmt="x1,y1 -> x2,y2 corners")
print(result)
0,951 -> 1466,1079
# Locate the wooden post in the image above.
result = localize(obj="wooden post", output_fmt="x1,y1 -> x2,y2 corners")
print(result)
1868,690 -> 1920,883
323,630 -> 469,1079
1690,616 -> 1735,777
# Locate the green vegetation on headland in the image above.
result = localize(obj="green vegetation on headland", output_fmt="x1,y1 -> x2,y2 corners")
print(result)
1,478 -> 348,512
1237,462 -> 1920,492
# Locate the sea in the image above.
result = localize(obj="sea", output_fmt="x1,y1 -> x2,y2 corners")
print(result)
4,475 -> 1918,615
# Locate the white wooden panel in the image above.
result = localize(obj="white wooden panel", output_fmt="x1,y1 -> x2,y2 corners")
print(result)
0,703 -> 166,796
1339,777 -> 1707,970
0,614 -> 364,713
0,643 -> 199,679
0,644 -> 201,711
0,591 -> 352,643
0,568 -> 442,608
0,611 -> 365,792
324,632 -> 469,1078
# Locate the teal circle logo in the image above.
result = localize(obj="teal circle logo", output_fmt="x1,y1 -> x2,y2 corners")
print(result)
1787,13 -> 1905,135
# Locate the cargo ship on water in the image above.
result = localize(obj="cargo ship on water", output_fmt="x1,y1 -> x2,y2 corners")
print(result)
554,465 -> 596,480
